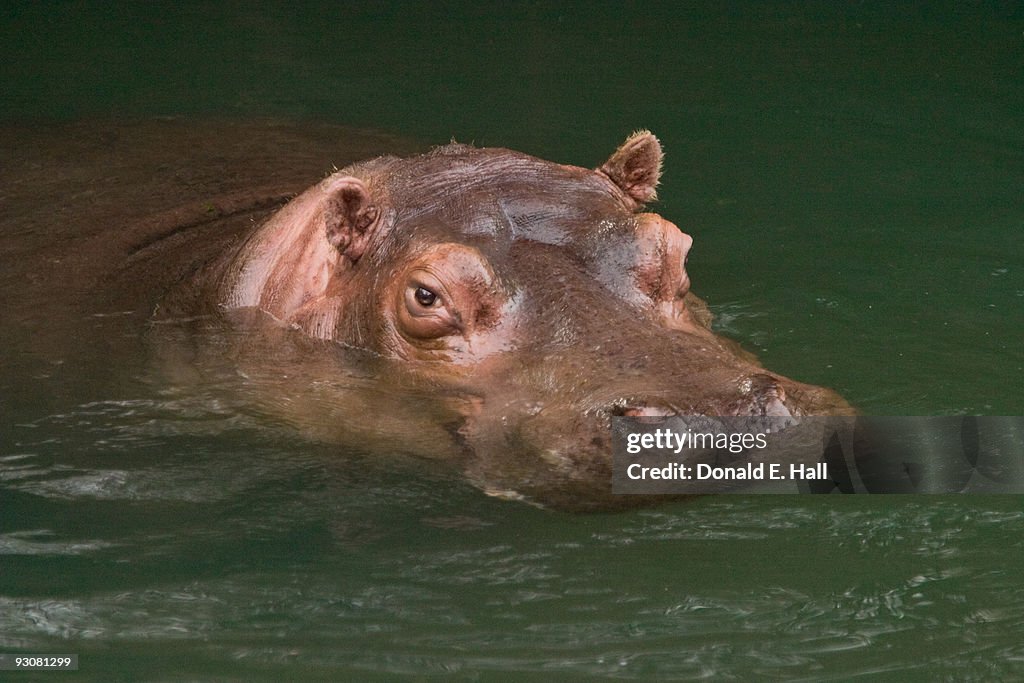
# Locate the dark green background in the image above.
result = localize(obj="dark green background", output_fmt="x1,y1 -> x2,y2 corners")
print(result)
2,2 -> 1023,680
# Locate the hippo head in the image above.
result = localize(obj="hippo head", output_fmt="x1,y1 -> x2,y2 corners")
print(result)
217,132 -> 853,508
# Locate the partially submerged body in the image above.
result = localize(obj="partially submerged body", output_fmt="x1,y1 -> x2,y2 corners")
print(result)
1,120 -> 852,509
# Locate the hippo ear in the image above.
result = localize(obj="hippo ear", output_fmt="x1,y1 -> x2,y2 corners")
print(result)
598,130 -> 663,206
322,175 -> 380,262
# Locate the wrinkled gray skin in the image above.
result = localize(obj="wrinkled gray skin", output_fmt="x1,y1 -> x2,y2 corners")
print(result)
0,121 -> 852,510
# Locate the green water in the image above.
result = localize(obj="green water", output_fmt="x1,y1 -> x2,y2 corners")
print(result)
2,2 -> 1023,680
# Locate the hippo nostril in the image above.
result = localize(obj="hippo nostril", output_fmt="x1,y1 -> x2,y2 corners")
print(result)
736,374 -> 793,417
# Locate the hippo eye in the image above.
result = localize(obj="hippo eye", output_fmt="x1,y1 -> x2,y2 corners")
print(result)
401,278 -> 459,340
414,286 -> 438,307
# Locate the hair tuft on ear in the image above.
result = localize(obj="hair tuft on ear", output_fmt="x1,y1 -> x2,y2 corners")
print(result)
597,130 -> 663,206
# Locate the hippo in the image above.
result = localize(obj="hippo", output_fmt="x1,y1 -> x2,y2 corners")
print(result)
150,129 -> 854,508
0,121 -> 852,510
